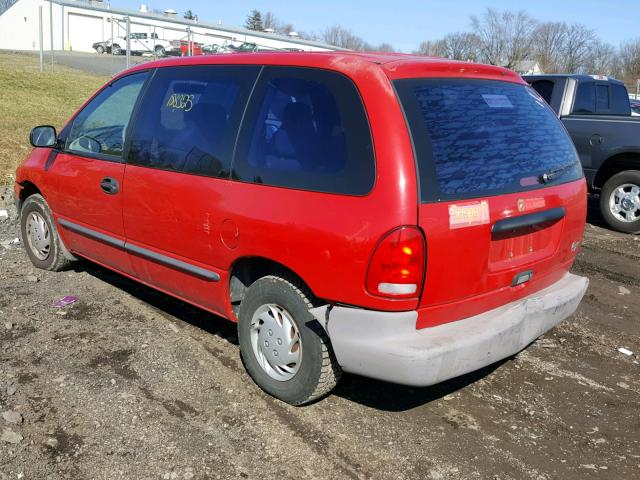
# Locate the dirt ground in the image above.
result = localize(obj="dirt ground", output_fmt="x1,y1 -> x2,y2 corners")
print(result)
0,188 -> 638,480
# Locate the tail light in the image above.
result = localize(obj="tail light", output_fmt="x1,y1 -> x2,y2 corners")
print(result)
366,226 -> 426,299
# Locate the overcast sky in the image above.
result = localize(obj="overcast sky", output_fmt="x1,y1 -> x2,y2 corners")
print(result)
112,0 -> 637,52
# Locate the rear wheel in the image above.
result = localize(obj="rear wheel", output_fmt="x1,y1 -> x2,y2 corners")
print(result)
600,170 -> 640,234
112,44 -> 121,55
155,45 -> 165,56
237,275 -> 341,405
20,194 -> 73,271
95,45 -> 105,54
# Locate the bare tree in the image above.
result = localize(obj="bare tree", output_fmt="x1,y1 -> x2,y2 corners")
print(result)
559,24 -> 596,73
439,32 -> 481,61
620,38 -> 640,80
322,25 -> 368,51
532,22 -> 567,73
502,11 -> 538,69
470,8 -> 505,65
471,9 -> 537,69
584,40 -> 618,75
259,11 -> 296,35
262,11 -> 279,31
414,40 -> 445,56
377,42 -> 396,53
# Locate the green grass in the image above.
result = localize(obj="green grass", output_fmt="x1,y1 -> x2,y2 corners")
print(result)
0,53 -> 107,182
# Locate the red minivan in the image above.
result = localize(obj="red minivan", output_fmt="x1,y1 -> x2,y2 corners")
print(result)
16,53 -> 588,405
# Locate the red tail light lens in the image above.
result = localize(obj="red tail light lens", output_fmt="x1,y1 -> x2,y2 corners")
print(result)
366,226 -> 426,299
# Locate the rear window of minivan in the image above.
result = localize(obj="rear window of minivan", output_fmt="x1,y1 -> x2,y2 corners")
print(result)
395,79 -> 582,202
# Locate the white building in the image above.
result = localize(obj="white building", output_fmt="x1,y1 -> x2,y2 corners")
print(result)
513,60 -> 544,76
0,0 -> 337,54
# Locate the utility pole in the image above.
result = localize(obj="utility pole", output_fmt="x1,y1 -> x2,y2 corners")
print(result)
126,16 -> 131,68
49,0 -> 54,70
38,6 -> 44,73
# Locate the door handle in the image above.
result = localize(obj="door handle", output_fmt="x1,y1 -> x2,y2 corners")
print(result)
100,177 -> 119,195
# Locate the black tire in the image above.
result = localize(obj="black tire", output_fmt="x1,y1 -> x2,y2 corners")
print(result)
20,194 -> 73,271
155,46 -> 165,57
112,44 -> 122,55
95,45 -> 105,54
599,170 -> 640,234
237,275 -> 341,405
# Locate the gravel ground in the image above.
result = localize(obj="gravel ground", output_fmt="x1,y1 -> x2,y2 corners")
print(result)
0,188 -> 639,480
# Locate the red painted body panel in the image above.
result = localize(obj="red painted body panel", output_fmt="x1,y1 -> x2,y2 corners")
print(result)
416,180 -> 587,328
14,52 -> 585,330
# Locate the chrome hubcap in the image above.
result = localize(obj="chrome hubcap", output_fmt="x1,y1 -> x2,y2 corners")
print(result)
609,183 -> 640,223
25,211 -> 51,260
250,304 -> 302,381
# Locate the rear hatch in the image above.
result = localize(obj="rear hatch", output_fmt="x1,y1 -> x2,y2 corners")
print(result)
394,78 -> 586,328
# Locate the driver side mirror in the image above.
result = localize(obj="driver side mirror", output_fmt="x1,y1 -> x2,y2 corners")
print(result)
30,125 -> 57,148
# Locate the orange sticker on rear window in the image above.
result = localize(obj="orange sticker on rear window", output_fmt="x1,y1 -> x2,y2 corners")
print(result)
449,201 -> 490,229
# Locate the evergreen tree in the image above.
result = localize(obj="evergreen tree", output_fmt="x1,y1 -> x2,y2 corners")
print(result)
184,10 -> 195,20
245,10 -> 264,31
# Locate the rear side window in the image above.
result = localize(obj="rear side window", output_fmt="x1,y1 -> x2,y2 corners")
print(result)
529,80 -> 554,105
395,79 -> 581,202
66,72 -> 148,159
128,65 -> 260,177
596,85 -> 610,112
611,84 -> 632,115
573,82 -> 596,114
233,67 -> 375,195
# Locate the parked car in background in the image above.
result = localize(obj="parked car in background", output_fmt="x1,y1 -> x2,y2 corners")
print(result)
229,42 -> 258,53
17,53 -> 588,405
525,74 -> 640,233
97,33 -> 173,56
92,41 -> 111,54
166,40 -> 202,56
202,42 -> 264,55
202,43 -> 224,55
631,99 -> 640,116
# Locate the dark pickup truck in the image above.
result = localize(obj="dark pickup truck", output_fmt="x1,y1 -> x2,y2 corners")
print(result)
524,74 -> 640,233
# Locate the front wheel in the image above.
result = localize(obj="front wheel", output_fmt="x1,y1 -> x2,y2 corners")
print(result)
111,44 -> 121,55
95,45 -> 105,54
154,45 -> 165,56
599,170 -> 640,234
20,194 -> 74,271
237,276 -> 341,405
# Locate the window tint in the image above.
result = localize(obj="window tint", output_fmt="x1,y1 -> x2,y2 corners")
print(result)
395,79 -> 581,202
530,80 -> 554,105
128,65 -> 260,176
611,84 -> 632,115
596,85 -> 610,112
573,82 -> 595,114
233,67 -> 375,195
66,72 -> 148,159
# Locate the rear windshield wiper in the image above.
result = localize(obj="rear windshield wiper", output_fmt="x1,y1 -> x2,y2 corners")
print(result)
539,162 -> 577,184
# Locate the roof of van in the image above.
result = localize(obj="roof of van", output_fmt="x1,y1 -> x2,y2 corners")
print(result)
123,51 -> 524,84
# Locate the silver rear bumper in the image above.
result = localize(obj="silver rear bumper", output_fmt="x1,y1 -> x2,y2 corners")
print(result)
310,273 -> 588,387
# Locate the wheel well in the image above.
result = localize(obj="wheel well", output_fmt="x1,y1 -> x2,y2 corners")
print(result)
17,181 -> 42,211
229,257 -> 315,316
593,153 -> 640,189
